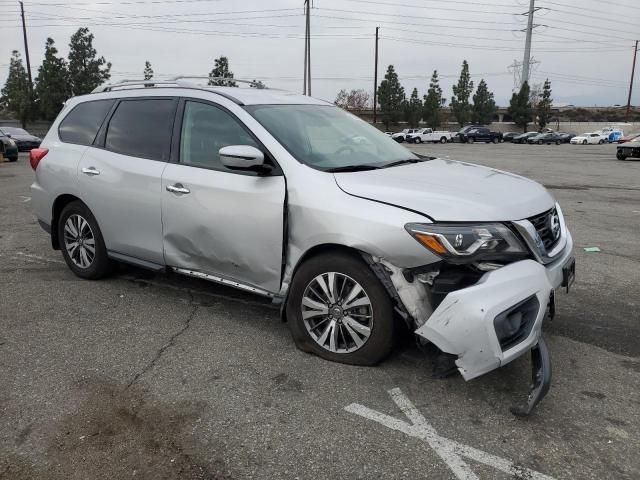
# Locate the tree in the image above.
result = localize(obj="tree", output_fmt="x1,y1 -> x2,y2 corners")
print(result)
450,60 -> 474,127
471,79 -> 496,125
35,38 -> 70,121
0,51 -> 32,127
67,27 -> 111,95
208,56 -> 237,86
376,65 -> 405,129
508,81 -> 533,132
143,61 -> 153,80
537,78 -> 553,130
422,70 -> 443,128
334,89 -> 370,110
403,88 -> 422,127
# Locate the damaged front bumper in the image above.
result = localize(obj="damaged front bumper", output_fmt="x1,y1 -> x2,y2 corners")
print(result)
375,229 -> 573,415
415,259 -> 554,381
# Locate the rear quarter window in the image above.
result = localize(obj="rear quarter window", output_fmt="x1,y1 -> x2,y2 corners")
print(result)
104,99 -> 175,161
58,100 -> 115,145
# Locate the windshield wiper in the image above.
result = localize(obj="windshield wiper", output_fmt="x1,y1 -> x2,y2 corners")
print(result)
380,158 -> 425,169
326,164 -> 381,173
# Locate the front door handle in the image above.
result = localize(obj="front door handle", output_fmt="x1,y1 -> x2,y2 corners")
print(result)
81,167 -> 100,176
166,183 -> 190,194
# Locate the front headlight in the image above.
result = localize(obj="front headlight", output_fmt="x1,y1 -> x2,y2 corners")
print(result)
405,223 -> 529,263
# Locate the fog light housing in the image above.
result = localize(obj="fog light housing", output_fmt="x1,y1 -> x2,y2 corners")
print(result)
493,295 -> 540,351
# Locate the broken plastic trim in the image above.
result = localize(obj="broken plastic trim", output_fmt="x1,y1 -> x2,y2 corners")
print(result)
510,336 -> 552,417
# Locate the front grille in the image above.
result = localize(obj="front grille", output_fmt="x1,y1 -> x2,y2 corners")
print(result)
527,208 -> 561,251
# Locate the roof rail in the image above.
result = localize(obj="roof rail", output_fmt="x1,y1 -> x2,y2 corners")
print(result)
91,79 -> 181,93
91,76 -> 267,93
170,76 -> 267,89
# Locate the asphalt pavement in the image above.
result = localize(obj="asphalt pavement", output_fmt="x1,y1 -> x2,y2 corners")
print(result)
1,144 -> 639,479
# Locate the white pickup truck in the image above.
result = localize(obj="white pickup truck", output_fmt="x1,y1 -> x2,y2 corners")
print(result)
391,128 -> 419,143
406,128 -> 455,144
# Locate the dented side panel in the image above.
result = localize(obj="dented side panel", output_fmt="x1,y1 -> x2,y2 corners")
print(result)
161,163 -> 286,293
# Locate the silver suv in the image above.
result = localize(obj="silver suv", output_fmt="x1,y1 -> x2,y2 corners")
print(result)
30,79 -> 575,415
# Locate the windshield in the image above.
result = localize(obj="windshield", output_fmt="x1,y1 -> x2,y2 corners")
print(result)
1,127 -> 28,135
245,105 -> 417,171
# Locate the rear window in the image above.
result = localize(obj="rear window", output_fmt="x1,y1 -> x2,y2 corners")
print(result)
104,99 -> 175,161
58,100 -> 115,145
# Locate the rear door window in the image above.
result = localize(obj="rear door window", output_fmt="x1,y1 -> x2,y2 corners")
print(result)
105,99 -> 175,161
58,100 -> 115,145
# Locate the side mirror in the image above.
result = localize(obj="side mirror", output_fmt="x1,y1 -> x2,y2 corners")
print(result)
219,145 -> 270,173
5,134 -> 11,138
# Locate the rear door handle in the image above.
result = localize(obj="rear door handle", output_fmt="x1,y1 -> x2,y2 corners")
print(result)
81,167 -> 100,176
166,183 -> 190,194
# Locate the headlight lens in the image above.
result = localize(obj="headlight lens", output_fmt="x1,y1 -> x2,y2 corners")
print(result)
405,222 -> 528,263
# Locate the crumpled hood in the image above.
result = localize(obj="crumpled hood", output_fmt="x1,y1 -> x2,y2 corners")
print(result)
334,158 -> 555,222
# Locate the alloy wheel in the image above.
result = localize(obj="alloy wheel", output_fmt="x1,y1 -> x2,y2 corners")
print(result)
301,272 -> 373,353
63,214 -> 96,269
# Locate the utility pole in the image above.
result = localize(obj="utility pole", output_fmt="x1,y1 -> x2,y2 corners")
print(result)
303,1 -> 307,95
373,26 -> 379,125
302,0 -> 311,96
626,40 -> 638,123
19,1 -> 33,88
521,0 -> 535,86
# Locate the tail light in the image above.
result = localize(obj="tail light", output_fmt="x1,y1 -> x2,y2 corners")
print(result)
29,148 -> 48,170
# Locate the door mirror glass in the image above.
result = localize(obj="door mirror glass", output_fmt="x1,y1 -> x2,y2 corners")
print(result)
219,145 -> 266,171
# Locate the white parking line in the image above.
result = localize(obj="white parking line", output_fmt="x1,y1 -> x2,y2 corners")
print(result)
345,388 -> 556,480
15,252 -> 65,264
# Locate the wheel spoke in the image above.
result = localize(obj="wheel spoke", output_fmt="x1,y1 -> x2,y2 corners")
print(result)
315,274 -> 335,304
79,247 -> 90,267
316,320 -> 334,346
343,320 -> 365,348
302,296 -> 328,313
344,316 -> 371,338
342,283 -> 363,308
329,320 -> 339,352
84,243 -> 96,255
65,219 -> 78,237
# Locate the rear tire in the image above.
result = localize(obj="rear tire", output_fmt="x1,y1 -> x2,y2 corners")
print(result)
440,136 -> 447,144
58,201 -> 113,280
467,137 -> 474,144
492,137 -> 499,144
286,252 -> 395,366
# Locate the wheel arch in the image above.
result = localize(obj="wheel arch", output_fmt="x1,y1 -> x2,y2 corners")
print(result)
51,194 -> 84,249
279,243 -> 375,322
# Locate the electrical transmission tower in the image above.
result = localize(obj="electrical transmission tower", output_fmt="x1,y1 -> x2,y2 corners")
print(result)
510,0 -> 543,88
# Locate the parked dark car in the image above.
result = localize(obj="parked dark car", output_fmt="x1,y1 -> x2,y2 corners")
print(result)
456,126 -> 502,144
556,132 -> 575,143
0,130 -> 19,161
513,132 -> 538,144
0,127 -> 42,151
502,132 -> 520,142
617,137 -> 640,160
527,132 -> 563,145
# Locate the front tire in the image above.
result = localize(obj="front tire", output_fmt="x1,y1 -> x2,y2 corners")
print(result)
414,137 -> 421,144
58,201 -> 112,279
617,150 -> 627,160
583,140 -> 588,145
286,252 -> 395,366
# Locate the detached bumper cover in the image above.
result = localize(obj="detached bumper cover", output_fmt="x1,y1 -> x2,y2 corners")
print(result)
414,259 -> 553,381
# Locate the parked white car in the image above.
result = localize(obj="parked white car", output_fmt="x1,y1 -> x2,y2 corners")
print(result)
570,132 -> 607,145
391,128 -> 419,143
406,128 -> 455,144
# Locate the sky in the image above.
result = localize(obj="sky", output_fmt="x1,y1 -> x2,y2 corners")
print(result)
0,0 -> 639,107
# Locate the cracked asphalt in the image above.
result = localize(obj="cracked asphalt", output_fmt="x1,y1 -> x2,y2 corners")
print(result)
1,144 -> 639,479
